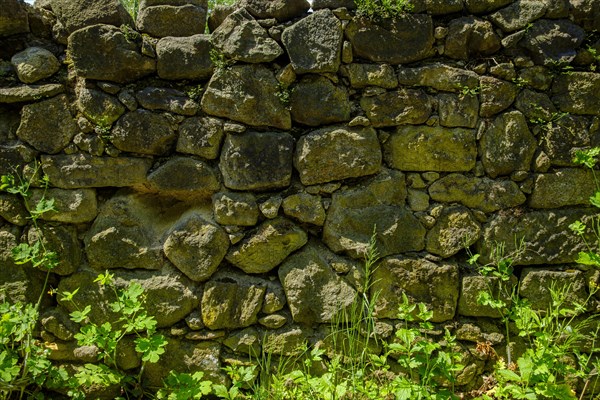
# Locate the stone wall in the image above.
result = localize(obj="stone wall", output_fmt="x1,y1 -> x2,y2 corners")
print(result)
1,0 -> 600,391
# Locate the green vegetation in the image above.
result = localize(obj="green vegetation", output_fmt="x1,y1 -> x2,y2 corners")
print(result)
354,0 -> 414,20
119,0 -> 139,20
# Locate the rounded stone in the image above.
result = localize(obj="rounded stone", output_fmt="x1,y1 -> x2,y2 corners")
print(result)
11,47 -> 60,84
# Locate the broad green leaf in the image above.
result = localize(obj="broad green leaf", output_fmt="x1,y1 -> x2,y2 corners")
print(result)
575,251 -> 600,267
496,368 -> 522,382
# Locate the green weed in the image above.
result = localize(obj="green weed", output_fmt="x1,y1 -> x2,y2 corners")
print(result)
354,0 -> 414,20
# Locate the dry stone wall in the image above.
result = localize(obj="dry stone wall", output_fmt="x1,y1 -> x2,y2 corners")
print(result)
1,0 -> 600,390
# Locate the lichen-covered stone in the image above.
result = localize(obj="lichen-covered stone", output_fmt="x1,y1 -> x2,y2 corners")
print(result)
539,116 -> 592,167
111,109 -> 177,155
239,0 -> 310,22
177,116 -> 223,160
529,169 -> 596,208
514,89 -> 557,123
135,87 -> 198,116
0,84 -> 64,104
479,76 -> 518,117
262,281 -> 286,314
156,34 -> 213,80
136,4 -> 206,37
219,131 -> 294,191
0,194 -> 28,226
570,0 -> 600,31
212,192 -> 259,226
263,325 -> 312,355
27,224 -> 81,276
0,0 -> 29,37
426,206 -> 481,258
458,275 -> 516,318
68,24 -> 155,83
552,72 -> 600,115
16,95 -> 78,154
50,0 -> 132,33
346,15 -> 434,64
520,268 -> 589,311
212,8 -> 283,63
290,75 -> 351,126
11,47 -> 60,84
282,9 -> 342,74
29,188 -> 97,223
397,63 -> 479,92
519,19 -> 585,65
360,88 -> 432,127
41,154 -> 152,189
282,193 -> 326,226
372,256 -> 459,322
445,16 -> 501,60
279,241 -> 357,324
163,213 -> 229,282
438,93 -> 479,128
429,174 -> 526,212
384,125 -> 477,172
202,64 -> 291,130
226,217 -> 308,274
146,157 -> 220,200
489,0 -> 548,32
340,63 -> 398,89
480,111 -> 537,178
294,125 -> 381,185
223,327 -> 261,355
77,87 -> 125,127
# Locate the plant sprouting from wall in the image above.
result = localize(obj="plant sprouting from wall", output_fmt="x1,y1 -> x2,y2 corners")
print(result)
119,0 -> 139,20
354,0 -> 414,20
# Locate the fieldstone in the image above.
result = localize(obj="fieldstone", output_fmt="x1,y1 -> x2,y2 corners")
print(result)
421,0 -> 464,14
147,157 -> 220,200
279,241 -> 357,324
477,208 -> 599,265
372,256 -> 459,322
0,0 -> 29,37
552,72 -> 600,115
514,89 -> 557,122
489,0 -> 548,32
212,8 -> 283,63
262,281 -> 286,314
201,270 -> 267,329
458,275 -> 516,318
282,10 -> 342,74
77,87 -> 125,127
226,217 -> 308,274
345,15 -> 434,64
11,47 -> 60,84
50,0 -> 132,33
407,189 -> 429,212
0,84 -> 64,104
259,314 -> 287,329
397,63 -> 480,93
212,192 -> 259,226
223,328 -> 261,355
202,64 -> 291,130
111,110 -> 177,155
0,143 -> 35,177
58,266 -> 199,328
360,88 -> 432,127
135,87 -> 198,116
490,63 -> 517,81
519,19 -> 585,65
219,131 -> 294,191
176,116 -> 223,160
540,116 -> 592,166
239,0 -> 310,22
29,188 -> 97,223
464,0 -> 513,14
570,0 -> 600,31
41,309 -> 77,341
207,3 -> 236,32
163,213 -> 229,282
312,0 -> 355,8
445,17 -> 501,60
68,24 -> 155,83
282,193 -> 326,226
529,169 -> 596,208
438,93 -> 479,128
429,174 -> 526,213
520,268 -> 589,312
290,75 -> 351,126
340,63 -> 397,89
426,206 -> 481,258
384,125 -> 477,172
47,343 -> 99,363
16,95 -> 78,154
478,76 -> 518,117
41,154 -> 152,188
0,194 -> 28,226
27,224 -> 81,276
294,125 -> 381,185
518,66 -> 554,91
156,34 -> 213,80
263,325 -> 312,355
480,111 -> 537,178
136,4 -> 206,37
323,169 -> 425,258
260,196 -> 282,219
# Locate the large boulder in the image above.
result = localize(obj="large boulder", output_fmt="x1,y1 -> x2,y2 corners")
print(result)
519,19 -> 585,65
136,4 -> 207,37
68,24 -> 155,83
238,0 -> 310,22
156,34 -> 213,80
552,72 -> 600,115
290,75 -> 351,126
489,0 -> 548,32
110,110 -> 177,156
11,47 -> 60,84
360,89 -> 432,127
445,16 -> 501,60
50,0 -> 132,33
0,0 -> 29,37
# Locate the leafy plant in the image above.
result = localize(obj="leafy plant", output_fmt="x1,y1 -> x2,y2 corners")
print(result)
354,0 -> 414,19
156,371 -> 213,400
186,84 -> 204,102
119,0 -> 139,20
210,49 -> 234,72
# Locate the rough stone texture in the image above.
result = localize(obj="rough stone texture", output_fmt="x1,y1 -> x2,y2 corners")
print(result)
479,76 -> 518,117
212,192 -> 259,226
226,217 -> 308,274
397,63 -> 480,93
163,213 -> 229,282
445,17 -> 501,60
290,75 -> 351,126
147,157 -> 220,200
136,87 -> 198,116
111,110 -> 177,156
570,0 -> 600,31
346,15 -> 434,64
282,10 -> 342,74
176,116 -> 223,159
520,268 -> 589,311
340,63 -> 398,89
429,174 -> 526,213
11,47 -> 60,84
552,72 -> 600,115
279,241 -> 357,324
212,8 -> 283,63
219,131 -> 294,191
136,4 -> 207,38
50,0 -> 132,33
324,169 -> 425,259
0,194 -> 28,226
539,116 -> 593,166
0,142 -> 35,177
384,125 -> 477,172
0,0 -> 29,37
68,24 -> 155,83
223,327 -> 261,355
41,154 -> 152,189
464,0 -> 513,14
282,193 -> 326,226
0,84 -> 64,104
29,188 -> 98,223
156,35 -> 213,80
201,270 -> 267,329
77,88 -> 125,127
312,0 -> 355,9
263,325 -> 312,355
519,19 -> 585,65
426,206 -> 481,258
360,89 -> 432,127
239,0 -> 310,21
480,111 -> 537,178
458,275 -> 516,318
478,208 -> 599,265
372,256 -> 459,322
438,93 -> 479,128
529,169 -> 596,208
27,224 -> 81,276
489,0 -> 548,32
202,64 -> 291,130
294,125 -> 381,185
16,95 -> 78,154
514,89 -> 557,123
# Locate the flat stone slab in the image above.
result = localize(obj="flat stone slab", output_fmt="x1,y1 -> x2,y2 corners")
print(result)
0,84 -> 64,103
